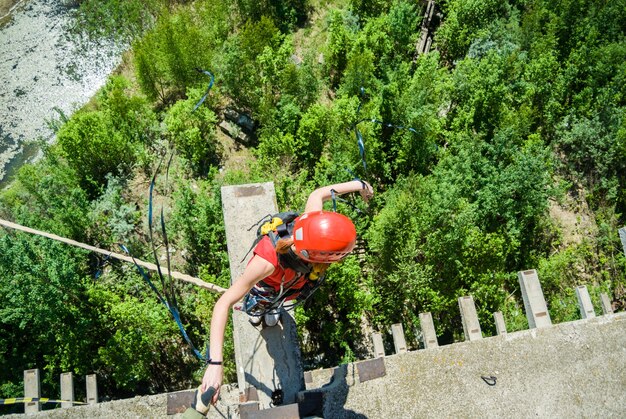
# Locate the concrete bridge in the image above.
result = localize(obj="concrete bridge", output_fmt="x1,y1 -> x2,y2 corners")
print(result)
7,183 -> 626,418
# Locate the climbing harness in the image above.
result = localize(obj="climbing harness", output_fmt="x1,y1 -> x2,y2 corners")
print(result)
241,208 -> 359,318
239,212 -> 332,318
193,68 -> 214,111
241,211 -> 308,273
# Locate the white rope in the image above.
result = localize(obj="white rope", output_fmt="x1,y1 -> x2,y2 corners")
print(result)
0,218 -> 227,294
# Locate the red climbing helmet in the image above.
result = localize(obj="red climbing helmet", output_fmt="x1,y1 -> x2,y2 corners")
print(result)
292,211 -> 357,263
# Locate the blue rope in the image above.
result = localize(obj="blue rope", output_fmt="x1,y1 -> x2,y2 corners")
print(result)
119,152 -> 208,363
193,68 -> 215,112
160,152 -> 178,308
118,244 -> 168,308
148,158 -> 167,292
352,87 -> 419,175
118,244 -> 205,361
329,188 -> 363,215
354,87 -> 368,172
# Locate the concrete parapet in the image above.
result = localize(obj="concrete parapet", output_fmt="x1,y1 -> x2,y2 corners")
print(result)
303,367 -> 337,391
600,293 -> 614,314
493,311 -> 507,335
239,402 -> 299,419
391,323 -> 407,354
372,332 -> 385,357
419,312 -> 439,348
60,372 -> 74,408
24,369 -> 41,413
12,313 -> 626,418
317,312 -> 626,418
86,374 -> 98,405
458,296 -> 482,341
518,269 -> 552,328
575,285 -> 596,319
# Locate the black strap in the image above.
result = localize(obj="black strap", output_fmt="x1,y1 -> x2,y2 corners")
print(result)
276,222 -> 290,238
481,376 -> 497,386
279,251 -> 312,274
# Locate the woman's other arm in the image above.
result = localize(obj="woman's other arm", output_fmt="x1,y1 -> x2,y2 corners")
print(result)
201,255 -> 274,403
304,180 -> 373,213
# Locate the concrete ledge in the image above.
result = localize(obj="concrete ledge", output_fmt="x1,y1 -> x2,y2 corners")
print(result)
3,385 -> 241,419
14,313 -> 625,418
315,312 -> 626,418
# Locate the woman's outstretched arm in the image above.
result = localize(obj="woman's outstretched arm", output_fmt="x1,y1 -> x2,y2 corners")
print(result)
304,180 -> 373,213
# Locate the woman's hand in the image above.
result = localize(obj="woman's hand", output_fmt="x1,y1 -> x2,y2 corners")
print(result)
359,181 -> 374,203
201,364 -> 223,405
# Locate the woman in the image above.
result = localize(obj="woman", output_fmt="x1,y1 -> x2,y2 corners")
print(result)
200,179 -> 373,405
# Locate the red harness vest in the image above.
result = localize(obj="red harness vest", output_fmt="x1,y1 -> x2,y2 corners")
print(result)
252,236 -> 308,292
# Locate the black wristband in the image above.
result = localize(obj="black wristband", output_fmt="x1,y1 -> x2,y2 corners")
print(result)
208,359 -> 222,365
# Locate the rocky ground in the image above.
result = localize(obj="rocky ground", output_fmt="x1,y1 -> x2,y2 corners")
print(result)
0,0 -> 123,184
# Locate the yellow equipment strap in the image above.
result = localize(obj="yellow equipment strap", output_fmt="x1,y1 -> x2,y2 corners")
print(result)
0,397 -> 87,405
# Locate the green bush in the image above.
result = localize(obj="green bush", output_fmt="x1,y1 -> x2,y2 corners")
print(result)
164,94 -> 220,177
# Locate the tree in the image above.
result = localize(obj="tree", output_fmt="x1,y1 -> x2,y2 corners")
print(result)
164,94 -> 220,177
55,112 -> 136,196
217,17 -> 284,112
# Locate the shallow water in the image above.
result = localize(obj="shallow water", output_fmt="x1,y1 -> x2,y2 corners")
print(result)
0,0 -> 123,186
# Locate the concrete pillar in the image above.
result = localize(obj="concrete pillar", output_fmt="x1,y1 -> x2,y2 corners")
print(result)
600,293 -> 614,315
518,269 -> 552,329
391,323 -> 407,354
575,285 -> 596,319
419,312 -> 439,348
417,28 -> 428,54
372,332 -> 385,358
24,369 -> 41,413
619,227 -> 626,257
60,372 -> 74,408
493,311 -> 507,335
424,36 -> 433,54
425,0 -> 435,23
86,374 -> 98,405
458,296 -> 482,341
221,183 -> 304,408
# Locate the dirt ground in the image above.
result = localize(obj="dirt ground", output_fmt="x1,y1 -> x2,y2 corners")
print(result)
0,0 -> 21,18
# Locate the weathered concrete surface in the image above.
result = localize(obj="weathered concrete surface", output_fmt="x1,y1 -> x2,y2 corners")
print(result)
2,386 -> 241,418
309,312 -> 626,418
12,313 -> 625,418
221,183 -> 305,409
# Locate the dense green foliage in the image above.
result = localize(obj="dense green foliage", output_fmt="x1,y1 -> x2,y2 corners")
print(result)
1,0 -> 625,406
